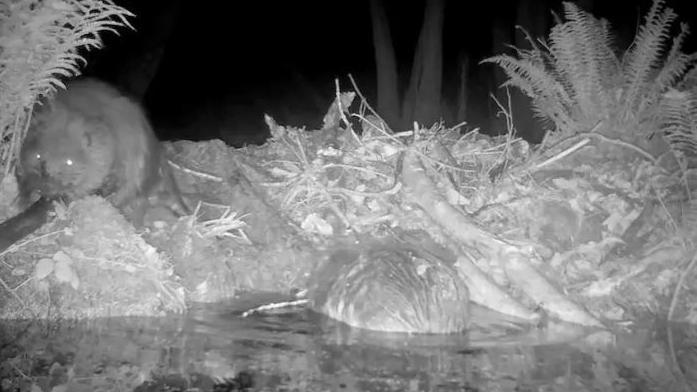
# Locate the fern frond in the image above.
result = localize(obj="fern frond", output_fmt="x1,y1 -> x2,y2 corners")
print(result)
482,54 -> 580,131
677,66 -> 697,91
652,24 -> 694,93
621,0 -> 677,118
548,2 -> 617,119
660,89 -> 697,157
637,45 -> 689,138
0,0 -> 133,175
530,95 -> 577,132
683,199 -> 697,225
659,89 -> 697,201
640,23 -> 697,123
483,1 -> 623,135
512,25 -> 550,67
484,55 -> 569,102
484,0 -> 697,152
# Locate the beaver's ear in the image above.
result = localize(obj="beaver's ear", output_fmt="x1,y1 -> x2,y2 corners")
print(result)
84,122 -> 110,148
81,124 -> 94,148
70,116 -> 101,148
66,117 -> 92,149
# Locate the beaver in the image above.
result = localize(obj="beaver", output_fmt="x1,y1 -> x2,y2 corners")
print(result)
312,245 -> 470,334
14,78 -> 188,224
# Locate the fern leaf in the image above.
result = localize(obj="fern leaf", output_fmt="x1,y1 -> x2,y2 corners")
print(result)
683,199 -> 697,226
530,95 -> 576,132
483,56 -> 570,101
622,0 -> 677,118
484,0 -> 696,143
660,89 -> 697,158
553,2 -> 616,117
0,0 -> 134,174
653,24 -> 693,90
643,24 -> 697,117
677,66 -> 697,91
484,56 -> 573,131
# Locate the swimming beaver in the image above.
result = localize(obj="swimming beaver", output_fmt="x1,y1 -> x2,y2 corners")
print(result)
312,245 -> 470,334
15,78 -> 188,223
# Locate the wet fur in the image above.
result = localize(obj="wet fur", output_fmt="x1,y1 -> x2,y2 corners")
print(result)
16,78 -> 186,219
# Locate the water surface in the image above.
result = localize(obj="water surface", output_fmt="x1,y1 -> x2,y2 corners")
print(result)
1,292 -> 694,391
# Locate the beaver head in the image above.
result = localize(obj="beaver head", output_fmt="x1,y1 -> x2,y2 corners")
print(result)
16,100 -> 116,206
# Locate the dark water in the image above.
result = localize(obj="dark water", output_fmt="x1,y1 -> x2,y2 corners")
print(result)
1,292 -> 695,392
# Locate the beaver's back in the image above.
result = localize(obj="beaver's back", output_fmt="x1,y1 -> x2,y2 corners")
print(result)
313,246 -> 470,334
18,78 -> 161,208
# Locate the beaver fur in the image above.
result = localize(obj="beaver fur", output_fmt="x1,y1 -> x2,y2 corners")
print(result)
15,78 -> 188,222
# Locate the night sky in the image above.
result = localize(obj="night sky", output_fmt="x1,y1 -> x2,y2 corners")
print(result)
79,0 -> 697,146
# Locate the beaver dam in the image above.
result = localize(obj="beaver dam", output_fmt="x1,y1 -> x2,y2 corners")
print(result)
1,88 -> 696,389
2,0 -> 697,390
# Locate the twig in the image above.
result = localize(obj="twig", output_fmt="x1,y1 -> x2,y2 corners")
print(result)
533,120 -> 660,171
167,159 -> 222,182
667,250 -> 697,392
0,229 -> 66,258
331,182 -> 402,197
348,73 -> 385,126
334,78 -> 352,131
580,132 -> 658,164
191,202 -> 250,242
0,276 -> 30,314
323,163 -> 392,179
533,138 -> 591,170
241,298 -> 310,317
346,73 -> 409,146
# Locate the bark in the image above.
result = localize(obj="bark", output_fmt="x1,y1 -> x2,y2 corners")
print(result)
455,54 -> 469,126
369,0 -> 401,129
0,197 -> 56,257
512,0 -> 551,141
402,0 -> 444,127
401,147 -> 603,327
109,0 -> 183,99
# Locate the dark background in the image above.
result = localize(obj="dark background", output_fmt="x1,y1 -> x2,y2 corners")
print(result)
79,0 -> 697,146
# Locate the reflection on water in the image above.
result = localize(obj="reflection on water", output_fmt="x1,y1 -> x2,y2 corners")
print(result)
0,292 -> 695,391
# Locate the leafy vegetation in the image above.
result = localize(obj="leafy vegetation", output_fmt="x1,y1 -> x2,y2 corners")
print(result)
482,0 -> 697,163
0,0 -> 133,178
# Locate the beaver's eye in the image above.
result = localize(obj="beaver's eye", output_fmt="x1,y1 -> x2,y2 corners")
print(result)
65,159 -> 73,166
